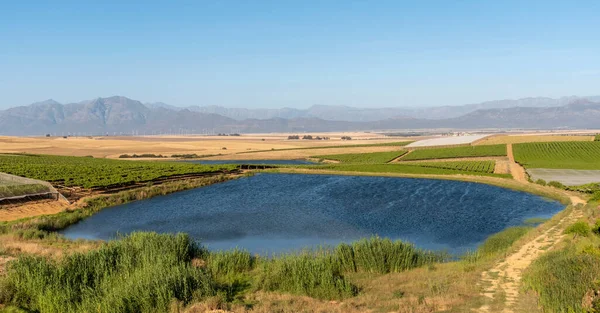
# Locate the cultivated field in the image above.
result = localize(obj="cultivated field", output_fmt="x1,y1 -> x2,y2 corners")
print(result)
400,144 -> 507,161
513,142 -> 600,170
303,162 -> 507,177
0,154 -> 235,188
405,134 -> 490,147
400,160 -> 496,174
474,134 -> 595,145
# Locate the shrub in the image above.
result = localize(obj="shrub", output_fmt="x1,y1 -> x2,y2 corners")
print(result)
535,179 -> 547,186
592,220 -> 600,236
547,181 -> 566,189
564,221 -> 591,237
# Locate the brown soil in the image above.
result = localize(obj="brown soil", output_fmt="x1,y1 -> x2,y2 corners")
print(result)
507,144 -> 528,183
0,199 -> 71,222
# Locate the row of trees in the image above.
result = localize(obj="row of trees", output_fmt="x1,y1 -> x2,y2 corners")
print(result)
287,135 -> 333,140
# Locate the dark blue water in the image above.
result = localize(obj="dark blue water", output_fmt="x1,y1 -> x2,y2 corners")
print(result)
183,159 -> 315,165
61,173 -> 564,255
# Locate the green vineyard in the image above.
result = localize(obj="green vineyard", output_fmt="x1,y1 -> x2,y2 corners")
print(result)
402,161 -> 496,173
513,142 -> 600,169
400,145 -> 506,161
0,154 -> 237,189
309,163 -> 505,177
312,150 -> 407,163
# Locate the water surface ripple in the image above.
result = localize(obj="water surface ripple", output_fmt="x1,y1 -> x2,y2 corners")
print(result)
62,173 -> 564,255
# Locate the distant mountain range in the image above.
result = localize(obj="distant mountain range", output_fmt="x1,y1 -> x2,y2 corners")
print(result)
1,96 -> 599,135
148,95 -> 600,121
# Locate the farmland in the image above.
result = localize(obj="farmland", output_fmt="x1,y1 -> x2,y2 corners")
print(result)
0,154 -> 236,189
595,134 -> 600,141
312,150 -> 407,163
401,160 -> 496,174
513,142 -> 600,170
400,144 -> 507,161
474,134 -> 594,145
301,162 -> 507,177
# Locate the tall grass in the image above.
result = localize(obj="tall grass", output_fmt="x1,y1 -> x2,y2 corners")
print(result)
1,232 -> 215,313
256,253 -> 357,300
1,235 -> 445,311
335,237 -> 444,273
255,237 -> 444,300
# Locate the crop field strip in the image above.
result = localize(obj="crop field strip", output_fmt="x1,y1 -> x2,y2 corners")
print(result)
0,154 -> 237,189
293,162 -> 510,178
400,160 -> 496,174
311,150 -> 408,163
400,144 -> 507,161
513,142 -> 600,170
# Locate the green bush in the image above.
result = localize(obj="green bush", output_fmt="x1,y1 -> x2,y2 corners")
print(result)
3,232 -> 216,313
547,181 -> 566,189
535,179 -> 547,186
564,221 -> 591,237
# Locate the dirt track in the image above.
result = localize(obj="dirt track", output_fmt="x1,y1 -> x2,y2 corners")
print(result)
507,144 -> 528,183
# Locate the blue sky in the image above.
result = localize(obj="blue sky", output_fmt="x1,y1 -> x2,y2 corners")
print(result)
1,0 -> 599,109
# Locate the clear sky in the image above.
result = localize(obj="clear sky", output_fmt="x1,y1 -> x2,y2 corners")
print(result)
1,0 -> 599,109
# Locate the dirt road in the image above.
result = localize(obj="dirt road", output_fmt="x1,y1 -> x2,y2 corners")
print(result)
507,144 -> 528,183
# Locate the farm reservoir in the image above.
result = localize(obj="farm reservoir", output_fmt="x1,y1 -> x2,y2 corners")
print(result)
62,173 -> 564,255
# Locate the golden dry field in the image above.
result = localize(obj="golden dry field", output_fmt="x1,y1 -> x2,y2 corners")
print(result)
0,132 -> 412,159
